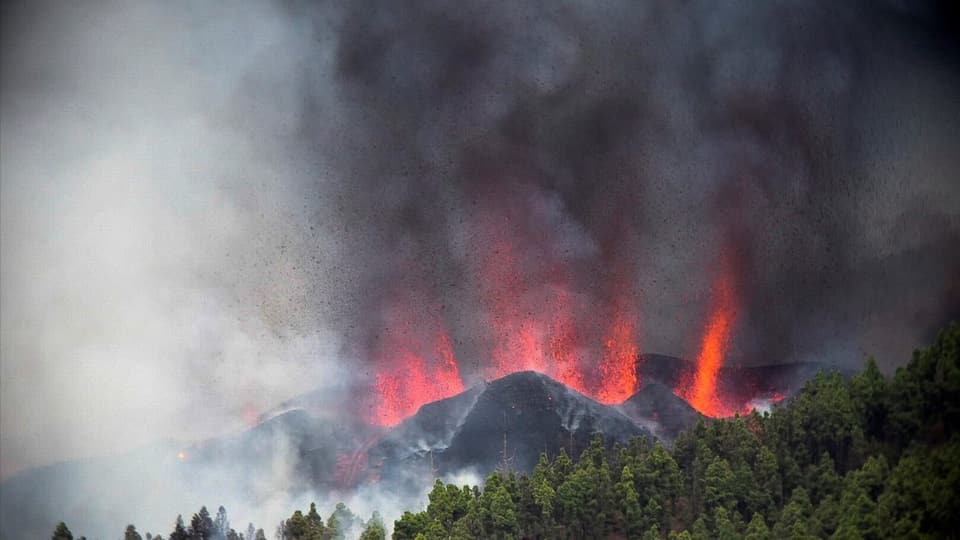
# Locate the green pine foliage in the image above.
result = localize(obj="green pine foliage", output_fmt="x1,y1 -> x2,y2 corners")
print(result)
51,522 -> 73,540
54,323 -> 960,539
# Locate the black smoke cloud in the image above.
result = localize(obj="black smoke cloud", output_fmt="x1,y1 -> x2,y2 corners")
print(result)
306,0 -> 960,375
2,0 -> 958,477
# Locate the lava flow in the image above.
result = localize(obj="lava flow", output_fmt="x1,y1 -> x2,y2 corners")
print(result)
677,254 -> 741,417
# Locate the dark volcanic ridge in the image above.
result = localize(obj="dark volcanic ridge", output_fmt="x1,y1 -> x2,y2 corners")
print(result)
0,358 -> 827,540
190,356 -> 833,485
618,381 -> 702,443
367,371 -> 653,487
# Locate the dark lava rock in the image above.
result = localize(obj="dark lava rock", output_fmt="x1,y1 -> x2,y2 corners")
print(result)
369,371 -> 652,484
618,381 -> 702,442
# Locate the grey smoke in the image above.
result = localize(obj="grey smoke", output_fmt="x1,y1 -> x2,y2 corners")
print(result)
323,0 -> 960,378
1,0 -> 958,535
0,1 -> 350,478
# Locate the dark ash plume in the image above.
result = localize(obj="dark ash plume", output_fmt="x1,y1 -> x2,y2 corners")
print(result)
314,0 -> 960,374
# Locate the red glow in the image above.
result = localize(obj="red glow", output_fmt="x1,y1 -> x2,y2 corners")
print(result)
368,334 -> 464,426
468,200 -> 639,404
335,433 -> 384,488
365,294 -> 465,426
468,209 -> 638,404
678,254 -> 740,417
548,287 -> 589,394
597,299 -> 639,404
242,405 -> 260,428
364,196 -> 646,427
480,231 -> 552,379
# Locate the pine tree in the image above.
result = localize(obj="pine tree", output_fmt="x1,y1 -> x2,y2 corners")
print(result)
488,483 -> 518,538
170,516 -> 189,540
703,456 -> 735,514
191,507 -> 215,540
515,474 -> 542,538
642,496 -> 664,534
813,494 -> 841,537
617,465 -> 643,538
552,447 -> 574,484
306,502 -> 326,537
214,506 -> 229,540
850,357 -> 888,442
327,502 -> 358,539
772,488 -> 815,539
425,479 -> 471,532
393,511 -> 430,540
529,457 -> 556,534
52,522 -> 73,540
359,512 -> 386,540
744,513 -> 770,540
713,507 -> 737,540
690,516 -> 709,540
806,451 -> 842,505
125,524 -> 144,540
753,445 -> 781,511
284,510 -> 309,540
556,466 -> 593,538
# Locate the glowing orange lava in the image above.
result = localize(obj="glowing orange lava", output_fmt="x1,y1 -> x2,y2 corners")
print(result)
481,231 -> 552,379
548,287 -> 589,394
368,334 -> 464,426
678,256 -> 739,417
366,199 -> 648,427
474,216 -> 592,392
597,305 -> 639,404
365,295 -> 465,426
469,204 -> 639,404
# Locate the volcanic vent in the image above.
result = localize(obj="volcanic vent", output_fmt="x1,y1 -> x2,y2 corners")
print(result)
354,238 -> 756,426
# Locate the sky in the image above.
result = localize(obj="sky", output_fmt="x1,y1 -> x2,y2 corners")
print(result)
2,0 -> 959,481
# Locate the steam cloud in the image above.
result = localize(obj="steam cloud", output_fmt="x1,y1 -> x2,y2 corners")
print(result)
1,0 -> 959,537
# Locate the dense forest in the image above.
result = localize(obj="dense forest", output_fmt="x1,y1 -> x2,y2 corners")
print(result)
52,323 -> 960,540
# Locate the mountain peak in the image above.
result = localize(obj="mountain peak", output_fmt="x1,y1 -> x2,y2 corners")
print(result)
367,369 -> 653,483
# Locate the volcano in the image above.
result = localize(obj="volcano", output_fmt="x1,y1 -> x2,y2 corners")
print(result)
365,371 -> 653,486
0,359 -> 825,540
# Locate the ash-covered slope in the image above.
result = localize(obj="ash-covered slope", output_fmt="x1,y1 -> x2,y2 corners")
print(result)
618,382 -> 702,442
368,371 -> 653,484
